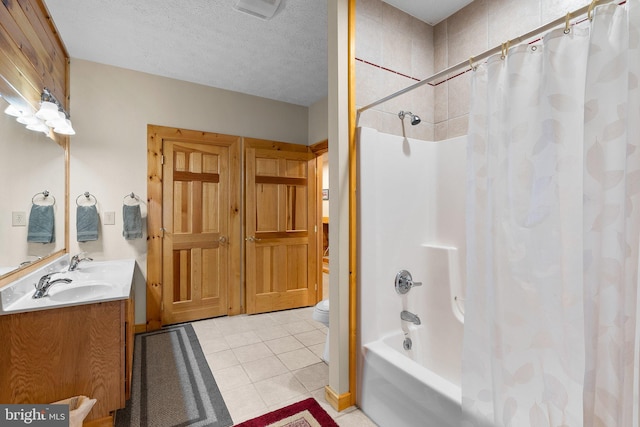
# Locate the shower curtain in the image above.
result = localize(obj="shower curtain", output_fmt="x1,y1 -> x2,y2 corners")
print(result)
462,3 -> 640,427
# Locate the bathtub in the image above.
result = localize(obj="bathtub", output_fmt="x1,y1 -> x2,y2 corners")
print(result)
357,128 -> 466,427
361,329 -> 462,427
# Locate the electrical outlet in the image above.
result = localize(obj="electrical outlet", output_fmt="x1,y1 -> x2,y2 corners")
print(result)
12,211 -> 27,227
103,211 -> 116,225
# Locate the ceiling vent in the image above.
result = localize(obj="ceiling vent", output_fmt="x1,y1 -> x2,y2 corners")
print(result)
232,0 -> 282,20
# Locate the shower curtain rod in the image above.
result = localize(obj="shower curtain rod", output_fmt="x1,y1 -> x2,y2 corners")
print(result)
356,0 -> 622,122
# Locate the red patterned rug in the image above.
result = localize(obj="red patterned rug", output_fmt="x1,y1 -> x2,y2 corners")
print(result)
233,398 -> 338,427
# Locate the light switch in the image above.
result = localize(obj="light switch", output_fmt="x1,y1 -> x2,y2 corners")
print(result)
12,211 -> 27,226
103,211 -> 116,225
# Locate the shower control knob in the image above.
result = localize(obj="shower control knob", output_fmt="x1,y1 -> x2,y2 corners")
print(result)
395,270 -> 422,294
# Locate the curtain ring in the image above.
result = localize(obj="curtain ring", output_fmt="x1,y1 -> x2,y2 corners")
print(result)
588,0 -> 598,21
564,12 -> 571,34
469,56 -> 476,71
501,41 -> 510,60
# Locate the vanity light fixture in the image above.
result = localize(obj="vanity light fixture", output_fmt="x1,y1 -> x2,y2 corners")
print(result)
2,88 -> 75,136
34,88 -> 75,135
3,103 -> 22,117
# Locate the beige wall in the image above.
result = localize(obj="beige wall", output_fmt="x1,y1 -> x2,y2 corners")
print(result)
355,0 -> 434,140
69,59 -> 311,324
433,0 -> 585,140
309,96 -> 329,145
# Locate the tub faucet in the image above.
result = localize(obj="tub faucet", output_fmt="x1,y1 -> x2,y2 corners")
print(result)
33,273 -> 72,299
69,253 -> 93,271
401,310 -> 421,325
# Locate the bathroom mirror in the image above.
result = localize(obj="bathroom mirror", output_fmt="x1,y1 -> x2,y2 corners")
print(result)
0,96 -> 66,279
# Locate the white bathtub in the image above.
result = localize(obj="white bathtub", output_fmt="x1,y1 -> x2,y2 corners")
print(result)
361,329 -> 462,427
357,128 -> 466,427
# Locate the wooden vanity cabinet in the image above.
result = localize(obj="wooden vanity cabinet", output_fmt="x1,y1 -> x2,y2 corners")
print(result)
0,295 -> 135,423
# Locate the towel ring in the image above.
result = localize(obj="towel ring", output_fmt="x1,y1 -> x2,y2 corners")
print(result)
123,192 -> 146,206
76,191 -> 98,207
32,190 -> 56,206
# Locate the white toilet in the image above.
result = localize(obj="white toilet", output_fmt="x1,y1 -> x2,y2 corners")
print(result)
312,299 -> 330,363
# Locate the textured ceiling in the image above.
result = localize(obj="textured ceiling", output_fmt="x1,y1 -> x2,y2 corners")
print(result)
43,0 -> 328,107
43,1 -> 472,108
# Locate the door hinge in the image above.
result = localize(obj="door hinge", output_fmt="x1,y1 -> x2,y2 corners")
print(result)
161,301 -> 164,311
161,154 -> 165,164
160,227 -> 166,237
314,225 -> 317,233
315,283 -> 318,291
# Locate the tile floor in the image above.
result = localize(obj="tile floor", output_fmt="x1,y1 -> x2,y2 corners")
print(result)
191,306 -> 378,426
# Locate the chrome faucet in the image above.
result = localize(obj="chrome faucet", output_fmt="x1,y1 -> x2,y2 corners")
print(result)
401,310 -> 421,325
33,273 -> 72,299
69,253 -> 93,271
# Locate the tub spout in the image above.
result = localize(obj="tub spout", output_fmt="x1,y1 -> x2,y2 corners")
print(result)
401,310 -> 421,325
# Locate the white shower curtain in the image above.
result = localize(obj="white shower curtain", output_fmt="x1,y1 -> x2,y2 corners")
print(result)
462,2 -> 640,427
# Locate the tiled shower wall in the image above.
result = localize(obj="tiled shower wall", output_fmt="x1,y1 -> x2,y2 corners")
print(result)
355,0 -> 434,140
433,0 -> 587,140
356,0 -> 589,141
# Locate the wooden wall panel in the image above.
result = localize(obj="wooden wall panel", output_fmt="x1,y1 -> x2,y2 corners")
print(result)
0,0 -> 68,109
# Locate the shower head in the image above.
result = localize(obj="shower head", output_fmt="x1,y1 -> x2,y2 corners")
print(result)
398,111 -> 421,125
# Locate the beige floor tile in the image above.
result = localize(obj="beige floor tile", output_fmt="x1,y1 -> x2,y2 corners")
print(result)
194,326 -> 223,342
294,307 -> 315,316
224,330 -> 262,348
198,336 -> 230,355
254,324 -> 290,341
264,335 -> 305,355
253,372 -> 308,407
265,392 -> 313,412
221,383 -> 268,425
214,364 -> 251,391
204,349 -> 239,372
277,347 -> 322,371
293,362 -> 329,392
244,313 -> 278,330
190,318 -> 220,336
308,343 -> 326,360
242,355 -> 289,382
294,329 -> 328,347
281,320 -> 317,335
214,315 -> 253,335
269,310 -> 305,325
232,342 -> 273,363
309,319 -> 329,330
335,409 -> 379,426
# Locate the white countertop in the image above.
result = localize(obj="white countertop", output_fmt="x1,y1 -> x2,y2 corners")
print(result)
0,256 -> 135,315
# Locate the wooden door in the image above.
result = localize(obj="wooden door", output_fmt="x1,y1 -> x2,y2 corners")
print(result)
245,140 -> 318,314
161,140 -> 230,324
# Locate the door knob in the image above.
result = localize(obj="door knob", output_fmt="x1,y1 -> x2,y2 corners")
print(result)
245,236 -> 262,242
218,235 -> 227,244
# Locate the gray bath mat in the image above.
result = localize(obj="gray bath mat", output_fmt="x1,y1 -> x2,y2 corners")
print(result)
116,323 -> 233,427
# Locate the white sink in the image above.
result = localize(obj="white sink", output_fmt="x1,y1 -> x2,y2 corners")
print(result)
48,281 -> 114,302
0,256 -> 135,315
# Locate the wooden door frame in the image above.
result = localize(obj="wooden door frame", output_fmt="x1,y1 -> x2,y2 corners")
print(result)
310,139 -> 328,303
147,125 -> 242,331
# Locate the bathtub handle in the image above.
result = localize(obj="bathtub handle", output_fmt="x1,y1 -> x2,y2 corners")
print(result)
395,270 -> 422,294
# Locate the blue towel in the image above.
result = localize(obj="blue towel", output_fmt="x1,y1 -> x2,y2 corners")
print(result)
77,205 -> 99,242
27,204 -> 55,243
122,204 -> 143,240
